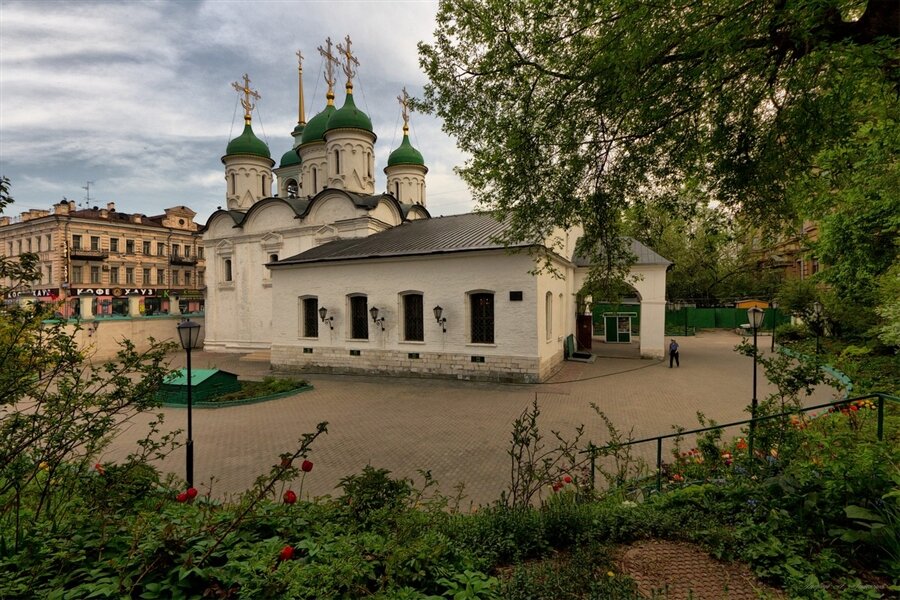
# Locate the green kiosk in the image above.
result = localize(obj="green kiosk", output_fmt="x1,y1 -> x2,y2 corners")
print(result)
603,313 -> 636,343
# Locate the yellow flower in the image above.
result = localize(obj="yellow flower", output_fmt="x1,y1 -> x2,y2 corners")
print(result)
607,571 -> 615,577
38,461 -> 49,471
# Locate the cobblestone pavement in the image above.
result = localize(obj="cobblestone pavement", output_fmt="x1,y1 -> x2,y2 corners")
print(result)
103,331 -> 840,507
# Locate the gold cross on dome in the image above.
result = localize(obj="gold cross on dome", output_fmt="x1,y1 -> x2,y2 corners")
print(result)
296,49 -> 304,69
318,37 -> 339,103
231,73 -> 261,123
337,34 -> 359,92
397,87 -> 410,134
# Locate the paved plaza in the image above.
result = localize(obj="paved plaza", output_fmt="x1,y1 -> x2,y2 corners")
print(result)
104,331 -> 840,507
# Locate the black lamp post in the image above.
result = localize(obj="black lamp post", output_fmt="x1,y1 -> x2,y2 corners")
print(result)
770,300 -> 779,352
433,305 -> 447,332
813,301 -> 823,355
176,319 -> 201,487
747,307 -> 765,460
369,306 -> 385,331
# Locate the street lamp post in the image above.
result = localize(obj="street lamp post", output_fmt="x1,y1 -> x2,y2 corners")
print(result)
747,307 -> 765,460
176,319 -> 201,487
770,300 -> 779,352
813,301 -> 823,355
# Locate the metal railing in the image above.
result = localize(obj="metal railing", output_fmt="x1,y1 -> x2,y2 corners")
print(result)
583,392 -> 899,493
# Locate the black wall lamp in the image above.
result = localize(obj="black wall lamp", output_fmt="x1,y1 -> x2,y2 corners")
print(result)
318,306 -> 334,330
433,305 -> 447,333
369,306 -> 385,331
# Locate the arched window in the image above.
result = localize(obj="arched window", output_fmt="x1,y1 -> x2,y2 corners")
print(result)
224,259 -> 232,282
470,292 -> 494,344
300,296 -> 318,338
261,174 -> 267,195
545,292 -> 553,340
230,173 -> 236,195
394,181 -> 400,199
348,294 -> 369,339
312,167 -> 318,193
367,152 -> 372,178
269,254 -> 278,263
334,149 -> 341,174
401,293 -> 424,341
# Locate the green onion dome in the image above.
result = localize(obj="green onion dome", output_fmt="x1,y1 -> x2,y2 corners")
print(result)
387,133 -> 425,167
300,105 -> 336,145
279,147 -> 300,167
325,92 -> 373,134
225,123 -> 271,159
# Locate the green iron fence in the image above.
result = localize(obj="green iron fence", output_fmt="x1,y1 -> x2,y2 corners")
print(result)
583,392 -> 899,493
665,307 -> 791,333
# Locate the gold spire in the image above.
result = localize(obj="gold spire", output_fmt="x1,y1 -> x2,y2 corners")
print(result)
398,87 -> 410,136
296,49 -> 306,125
318,37 -> 339,106
337,34 -> 359,94
231,73 -> 261,125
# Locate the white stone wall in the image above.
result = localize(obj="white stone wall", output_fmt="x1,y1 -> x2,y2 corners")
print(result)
223,155 -> 274,210
385,164 -> 427,206
298,143 -> 327,197
324,130 -> 376,195
269,251 -> 559,381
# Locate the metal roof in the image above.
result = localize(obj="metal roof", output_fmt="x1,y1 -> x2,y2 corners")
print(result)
274,213 -> 669,267
573,237 -> 671,267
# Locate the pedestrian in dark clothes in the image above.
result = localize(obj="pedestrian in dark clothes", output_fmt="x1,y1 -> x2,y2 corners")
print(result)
669,339 -> 680,368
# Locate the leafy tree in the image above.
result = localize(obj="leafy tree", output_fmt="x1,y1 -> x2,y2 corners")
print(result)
419,0 -> 898,280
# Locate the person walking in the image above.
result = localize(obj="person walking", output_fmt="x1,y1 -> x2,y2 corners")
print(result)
669,339 -> 680,368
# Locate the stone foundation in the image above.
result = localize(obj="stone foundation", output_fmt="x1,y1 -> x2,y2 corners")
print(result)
271,344 -> 547,383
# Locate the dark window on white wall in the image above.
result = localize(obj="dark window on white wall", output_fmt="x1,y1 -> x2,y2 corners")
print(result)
224,259 -> 232,282
350,295 -> 368,339
403,294 -> 424,341
302,297 -> 318,337
471,293 -> 495,344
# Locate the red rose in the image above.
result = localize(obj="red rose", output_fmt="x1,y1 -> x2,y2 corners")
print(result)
176,492 -> 188,503
94,463 -> 105,475
849,405 -> 858,412
283,490 -> 297,505
280,457 -> 293,469
563,475 -> 573,484
552,482 -> 562,492
186,487 -> 198,499
279,545 -> 294,561
301,460 -> 313,473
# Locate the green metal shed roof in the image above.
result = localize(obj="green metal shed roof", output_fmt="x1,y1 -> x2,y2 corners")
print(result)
163,368 -> 238,386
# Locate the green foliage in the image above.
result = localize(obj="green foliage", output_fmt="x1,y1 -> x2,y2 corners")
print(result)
211,376 -> 309,402
875,263 -> 900,349
776,322 -> 812,342
338,466 -> 413,526
419,0 -> 899,285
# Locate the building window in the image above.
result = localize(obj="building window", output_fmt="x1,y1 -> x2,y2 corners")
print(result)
157,242 -> 165,256
334,149 -> 341,174
198,247 -> 204,259
90,236 -> 100,251
157,270 -> 165,285
109,267 -> 119,284
261,174 -> 267,196
230,173 -> 236,195
172,244 -> 180,257
126,267 -> 134,284
45,234 -> 51,250
142,240 -> 151,255
349,295 -> 368,340
72,235 -> 82,250
172,270 -> 179,285
125,239 -> 135,254
394,181 -> 400,198
110,238 -> 119,253
470,292 -> 495,344
198,271 -> 205,286
302,297 -> 318,338
545,291 -> 552,340
312,167 -> 318,193
90,266 -> 101,284
224,259 -> 232,282
47,265 -> 52,283
269,253 -> 278,263
72,266 -> 82,283
184,272 -> 191,285
142,268 -> 150,284
403,293 -> 424,341
184,246 -> 191,257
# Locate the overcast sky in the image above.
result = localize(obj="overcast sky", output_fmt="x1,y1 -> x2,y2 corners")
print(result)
0,0 -> 473,224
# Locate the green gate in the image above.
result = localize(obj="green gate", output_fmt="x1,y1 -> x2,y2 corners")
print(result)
603,313 -> 635,343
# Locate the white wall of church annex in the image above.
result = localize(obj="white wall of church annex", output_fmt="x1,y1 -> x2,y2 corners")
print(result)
269,251 -> 567,382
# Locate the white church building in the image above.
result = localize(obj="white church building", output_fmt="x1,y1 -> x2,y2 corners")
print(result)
202,39 -> 670,383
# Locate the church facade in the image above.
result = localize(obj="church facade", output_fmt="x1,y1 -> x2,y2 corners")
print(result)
202,38 -> 669,382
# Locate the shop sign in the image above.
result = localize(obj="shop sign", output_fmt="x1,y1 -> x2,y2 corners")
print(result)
5,288 -> 60,299
175,289 -> 205,299
74,288 -> 160,297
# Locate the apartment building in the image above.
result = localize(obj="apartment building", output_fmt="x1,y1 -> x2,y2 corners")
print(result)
1,200 -> 205,318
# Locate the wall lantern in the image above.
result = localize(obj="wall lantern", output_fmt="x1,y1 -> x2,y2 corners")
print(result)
433,305 -> 447,333
318,306 -> 334,330
369,306 -> 385,331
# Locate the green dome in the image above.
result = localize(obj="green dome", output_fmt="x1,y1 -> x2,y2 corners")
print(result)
292,122 -> 305,136
300,105 -> 335,145
387,134 -> 425,167
280,147 -> 300,167
225,123 -> 271,159
326,92 -> 373,134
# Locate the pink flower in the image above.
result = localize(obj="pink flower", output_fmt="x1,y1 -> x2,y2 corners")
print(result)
283,490 -> 297,505
301,460 -> 313,473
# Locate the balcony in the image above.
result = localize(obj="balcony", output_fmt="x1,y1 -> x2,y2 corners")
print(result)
69,248 -> 109,261
169,255 -> 198,266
